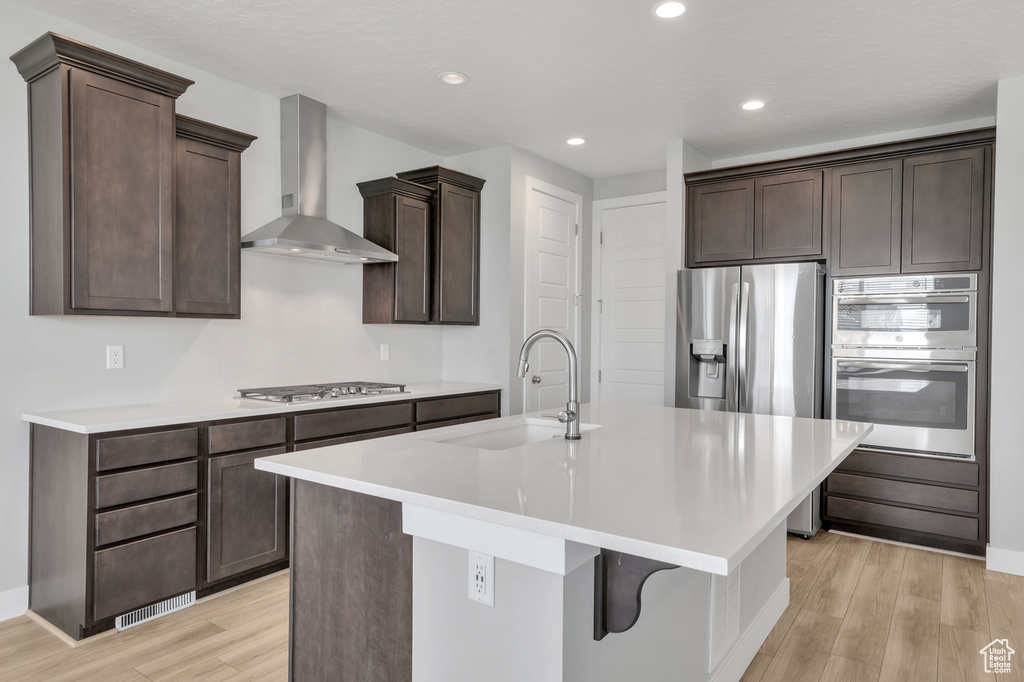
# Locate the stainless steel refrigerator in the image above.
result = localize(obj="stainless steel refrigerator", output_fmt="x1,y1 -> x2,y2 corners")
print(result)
676,263 -> 825,536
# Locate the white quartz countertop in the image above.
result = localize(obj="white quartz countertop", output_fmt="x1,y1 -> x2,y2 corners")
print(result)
255,403 -> 871,575
22,382 -> 503,434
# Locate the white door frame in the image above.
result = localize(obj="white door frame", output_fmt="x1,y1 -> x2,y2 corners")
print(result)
523,176 -> 583,414
590,191 -> 668,402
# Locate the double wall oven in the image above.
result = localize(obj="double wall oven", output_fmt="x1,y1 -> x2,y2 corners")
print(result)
831,273 -> 978,460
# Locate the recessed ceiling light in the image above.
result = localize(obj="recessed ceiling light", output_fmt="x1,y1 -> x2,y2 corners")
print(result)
439,71 -> 467,85
566,137 -> 586,146
654,1 -> 686,19
742,100 -> 765,111
290,248 -> 302,252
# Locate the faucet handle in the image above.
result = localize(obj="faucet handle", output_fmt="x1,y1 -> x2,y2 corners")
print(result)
557,409 -> 577,424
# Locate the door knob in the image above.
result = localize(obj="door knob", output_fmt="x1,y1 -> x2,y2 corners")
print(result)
532,375 -> 542,384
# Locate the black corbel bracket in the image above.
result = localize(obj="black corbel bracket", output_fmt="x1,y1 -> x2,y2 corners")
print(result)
593,549 -> 678,640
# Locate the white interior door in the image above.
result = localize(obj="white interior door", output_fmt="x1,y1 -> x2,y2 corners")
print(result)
594,195 -> 667,405
524,180 -> 581,413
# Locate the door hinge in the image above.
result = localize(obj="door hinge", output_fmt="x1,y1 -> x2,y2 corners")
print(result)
600,231 -> 603,245
597,299 -> 603,313
598,370 -> 602,382
575,224 -> 579,235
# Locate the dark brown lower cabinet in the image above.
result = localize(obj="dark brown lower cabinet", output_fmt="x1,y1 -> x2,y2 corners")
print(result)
29,424 -> 200,640
823,449 -> 985,555
206,447 -> 288,584
29,389 -> 501,640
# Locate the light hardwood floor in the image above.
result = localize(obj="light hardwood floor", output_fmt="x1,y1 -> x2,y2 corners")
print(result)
0,572 -> 290,682
744,532 -> 1024,682
1,533 -> 1022,681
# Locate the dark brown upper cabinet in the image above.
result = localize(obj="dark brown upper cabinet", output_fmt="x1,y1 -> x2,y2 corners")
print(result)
174,116 -> 256,318
687,170 -> 822,267
901,147 -> 986,273
11,33 -> 193,316
829,159 -> 903,277
830,146 -> 989,277
688,179 -> 754,264
754,170 -> 823,260
358,177 -> 436,324
397,166 -> 486,325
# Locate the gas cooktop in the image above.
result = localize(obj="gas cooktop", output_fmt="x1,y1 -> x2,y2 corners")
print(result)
237,381 -> 406,403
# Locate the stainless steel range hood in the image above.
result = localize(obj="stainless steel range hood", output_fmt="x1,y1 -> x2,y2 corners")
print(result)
241,95 -> 398,264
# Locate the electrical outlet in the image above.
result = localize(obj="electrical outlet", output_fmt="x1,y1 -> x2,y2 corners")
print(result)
106,345 -> 124,370
468,551 -> 494,607
380,344 -> 390,361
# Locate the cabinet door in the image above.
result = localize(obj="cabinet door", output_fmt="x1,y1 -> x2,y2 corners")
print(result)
829,159 -> 903,276
206,447 -> 288,583
69,69 -> 174,312
754,170 -> 823,259
175,137 -> 240,316
394,194 -> 432,323
435,182 -> 481,324
902,147 -> 986,273
688,180 -> 754,264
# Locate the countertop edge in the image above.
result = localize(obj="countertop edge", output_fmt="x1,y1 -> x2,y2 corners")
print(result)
22,382 -> 505,434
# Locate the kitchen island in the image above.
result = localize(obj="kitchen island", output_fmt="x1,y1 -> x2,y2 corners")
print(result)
256,403 -> 871,682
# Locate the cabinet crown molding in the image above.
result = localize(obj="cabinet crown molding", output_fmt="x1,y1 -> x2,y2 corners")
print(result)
685,127 -> 996,186
176,115 -> 257,152
397,165 -> 486,192
357,176 -> 436,201
10,32 -> 194,98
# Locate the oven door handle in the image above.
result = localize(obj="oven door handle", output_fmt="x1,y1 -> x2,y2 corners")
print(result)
836,361 -> 969,372
836,295 -> 971,306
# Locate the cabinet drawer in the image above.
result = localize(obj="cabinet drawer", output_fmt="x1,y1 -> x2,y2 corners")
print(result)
836,450 -> 978,486
294,402 -> 413,441
208,418 -> 286,454
93,527 -> 196,621
414,413 -> 498,431
826,473 -> 978,514
415,393 -> 499,423
96,428 -> 198,471
95,461 -> 197,509
293,425 -> 415,452
95,493 -> 197,547
826,497 -> 978,541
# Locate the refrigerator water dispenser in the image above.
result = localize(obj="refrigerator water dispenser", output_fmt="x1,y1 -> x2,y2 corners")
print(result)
689,339 -> 727,400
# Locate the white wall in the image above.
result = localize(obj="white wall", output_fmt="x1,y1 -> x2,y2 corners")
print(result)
988,76 -> 1024,574
712,117 -> 995,169
0,0 -> 448,611
664,141 -> 712,407
441,147 -> 514,413
509,148 -> 594,414
593,170 -> 666,201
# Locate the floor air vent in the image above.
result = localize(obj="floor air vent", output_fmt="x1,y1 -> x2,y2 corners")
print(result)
115,591 -> 195,631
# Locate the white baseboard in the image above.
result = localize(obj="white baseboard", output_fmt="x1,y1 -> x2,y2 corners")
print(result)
987,545 -> 1024,577
0,585 -> 28,623
709,577 -> 790,682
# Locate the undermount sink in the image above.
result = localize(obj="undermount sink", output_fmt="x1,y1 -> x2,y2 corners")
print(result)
422,418 -> 599,451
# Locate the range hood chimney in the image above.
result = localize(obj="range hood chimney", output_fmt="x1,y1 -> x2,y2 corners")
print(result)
241,95 -> 398,264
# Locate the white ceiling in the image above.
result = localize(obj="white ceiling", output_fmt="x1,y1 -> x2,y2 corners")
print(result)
14,0 -> 1024,178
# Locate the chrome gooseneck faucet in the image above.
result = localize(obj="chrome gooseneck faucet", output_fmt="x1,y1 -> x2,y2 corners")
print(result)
517,329 -> 581,440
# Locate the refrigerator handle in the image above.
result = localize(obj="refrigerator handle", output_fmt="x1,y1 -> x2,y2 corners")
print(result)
738,281 -> 750,409
728,281 -> 740,412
